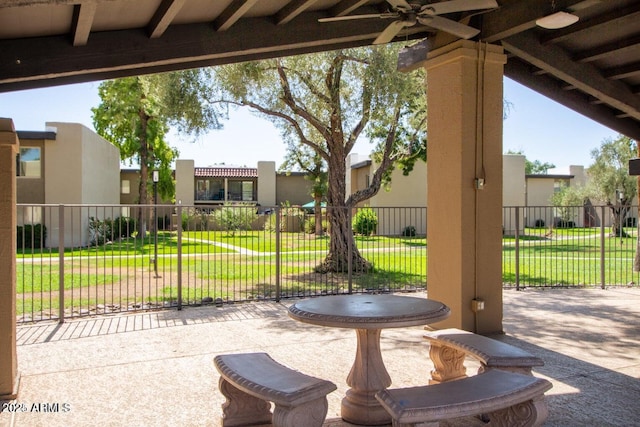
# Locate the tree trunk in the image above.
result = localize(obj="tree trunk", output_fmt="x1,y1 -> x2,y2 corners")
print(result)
315,151 -> 370,273
136,110 -> 150,239
315,207 -> 371,273
610,204 -> 630,238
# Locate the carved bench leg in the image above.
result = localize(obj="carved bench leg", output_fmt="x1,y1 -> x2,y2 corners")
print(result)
484,396 -> 549,427
428,342 -> 467,384
272,397 -> 329,427
218,377 -> 272,427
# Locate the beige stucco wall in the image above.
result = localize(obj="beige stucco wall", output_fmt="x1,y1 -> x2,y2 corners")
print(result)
0,118 -> 18,399
275,173 -> 311,206
364,160 -> 428,236
526,178 -> 556,227
119,169 -> 140,205
503,154 -> 525,234
43,122 -> 120,247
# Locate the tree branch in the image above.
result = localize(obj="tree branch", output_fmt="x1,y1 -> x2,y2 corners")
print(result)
347,106 -> 400,206
276,60 -> 332,142
239,99 -> 329,161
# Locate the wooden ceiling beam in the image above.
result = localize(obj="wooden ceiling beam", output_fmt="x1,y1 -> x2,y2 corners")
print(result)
0,12 -> 392,92
505,57 -> 640,141
1,0 -> 115,6
214,0 -> 259,31
603,61 -> 640,81
148,0 -> 187,38
71,2 -> 97,46
541,4 -> 640,45
329,0 -> 371,17
573,34 -> 640,63
275,0 -> 320,25
502,32 -> 640,121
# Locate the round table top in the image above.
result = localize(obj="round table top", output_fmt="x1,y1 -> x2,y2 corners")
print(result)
288,294 -> 450,329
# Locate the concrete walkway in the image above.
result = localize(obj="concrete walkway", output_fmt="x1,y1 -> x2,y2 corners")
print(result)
2,288 -> 639,427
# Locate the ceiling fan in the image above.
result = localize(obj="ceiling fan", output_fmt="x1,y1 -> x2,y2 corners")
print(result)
319,0 -> 499,45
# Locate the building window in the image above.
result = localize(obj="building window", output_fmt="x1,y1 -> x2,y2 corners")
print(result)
121,180 -> 130,194
196,179 -> 210,201
17,147 -> 41,177
228,180 -> 255,201
242,181 -> 254,201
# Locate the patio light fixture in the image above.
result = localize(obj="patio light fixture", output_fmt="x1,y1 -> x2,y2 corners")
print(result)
536,11 -> 579,29
536,0 -> 579,29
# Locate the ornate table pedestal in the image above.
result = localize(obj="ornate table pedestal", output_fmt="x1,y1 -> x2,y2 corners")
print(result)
288,294 -> 450,426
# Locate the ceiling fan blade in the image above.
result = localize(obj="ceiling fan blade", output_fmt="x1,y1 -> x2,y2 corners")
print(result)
418,15 -> 480,39
427,0 -> 498,15
319,13 -> 396,23
374,20 -> 409,45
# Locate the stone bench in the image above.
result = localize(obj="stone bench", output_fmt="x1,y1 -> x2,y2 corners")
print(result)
423,328 -> 544,383
213,352 -> 337,427
375,369 -> 553,427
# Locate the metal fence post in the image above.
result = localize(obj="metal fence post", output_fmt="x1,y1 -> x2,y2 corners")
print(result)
177,204 -> 183,310
515,206 -> 520,291
600,205 -> 606,289
58,204 -> 65,323
275,207 -> 281,302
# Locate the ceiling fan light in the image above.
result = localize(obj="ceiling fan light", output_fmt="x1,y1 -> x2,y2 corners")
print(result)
536,11 -> 579,29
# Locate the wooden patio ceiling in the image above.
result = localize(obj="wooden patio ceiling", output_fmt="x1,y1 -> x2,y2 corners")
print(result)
1,0 -> 639,140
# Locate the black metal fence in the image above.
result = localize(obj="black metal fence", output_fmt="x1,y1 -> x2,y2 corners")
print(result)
15,203 -> 640,323
16,204 -> 427,323
502,205 -> 640,289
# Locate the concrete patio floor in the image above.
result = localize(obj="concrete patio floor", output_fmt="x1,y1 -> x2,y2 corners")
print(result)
2,287 -> 639,427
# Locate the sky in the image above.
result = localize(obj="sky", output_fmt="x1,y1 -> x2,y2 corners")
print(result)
0,77 -> 621,173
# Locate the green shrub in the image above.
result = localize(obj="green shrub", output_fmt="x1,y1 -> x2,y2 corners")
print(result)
353,207 -> 378,236
402,225 -> 416,237
555,219 -> 575,229
89,217 -> 114,246
264,214 -> 278,232
625,217 -> 637,227
534,219 -> 545,228
17,224 -> 47,249
180,207 -> 209,231
213,204 -> 257,235
304,216 -> 328,234
113,216 -> 136,238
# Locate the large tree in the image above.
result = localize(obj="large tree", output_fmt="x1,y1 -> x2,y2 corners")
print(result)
588,134 -> 636,238
212,45 -> 426,272
92,71 -> 226,236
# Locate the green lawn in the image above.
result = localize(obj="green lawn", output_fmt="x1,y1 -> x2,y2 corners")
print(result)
15,228 -> 640,318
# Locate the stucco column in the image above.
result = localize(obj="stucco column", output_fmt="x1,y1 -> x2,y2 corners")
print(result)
175,159 -> 195,205
257,161 -> 276,206
0,118 -> 19,399
424,41 -> 506,334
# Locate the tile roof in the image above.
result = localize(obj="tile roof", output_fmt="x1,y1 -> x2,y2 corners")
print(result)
194,167 -> 258,178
